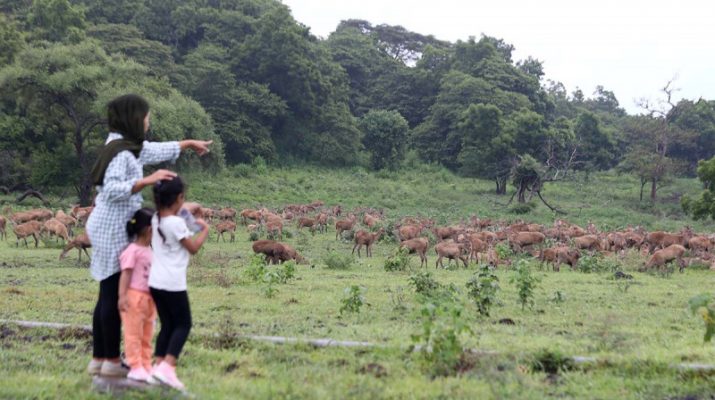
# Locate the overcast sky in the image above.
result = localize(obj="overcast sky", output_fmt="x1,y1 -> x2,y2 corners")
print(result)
281,0 -> 714,114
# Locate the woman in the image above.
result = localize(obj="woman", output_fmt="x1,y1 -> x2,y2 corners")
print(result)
86,94 -> 212,377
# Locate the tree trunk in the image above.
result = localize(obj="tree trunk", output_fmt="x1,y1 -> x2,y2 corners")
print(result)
495,177 -> 507,195
650,177 -> 657,201
639,178 -> 647,202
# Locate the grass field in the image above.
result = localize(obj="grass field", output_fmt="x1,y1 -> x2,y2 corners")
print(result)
2,166 -> 715,399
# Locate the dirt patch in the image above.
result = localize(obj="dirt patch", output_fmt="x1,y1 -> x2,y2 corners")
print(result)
4,287 -> 24,295
58,327 -> 92,341
498,318 -> 516,325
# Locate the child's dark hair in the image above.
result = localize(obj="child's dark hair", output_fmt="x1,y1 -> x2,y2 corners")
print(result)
153,176 -> 185,243
126,208 -> 154,241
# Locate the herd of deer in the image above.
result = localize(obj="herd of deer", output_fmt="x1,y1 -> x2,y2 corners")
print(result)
3,201 -> 712,272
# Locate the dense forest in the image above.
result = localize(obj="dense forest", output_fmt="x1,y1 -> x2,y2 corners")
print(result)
1,0 -> 715,210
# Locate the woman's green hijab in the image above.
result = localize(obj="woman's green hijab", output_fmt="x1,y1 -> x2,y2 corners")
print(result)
90,94 -> 149,186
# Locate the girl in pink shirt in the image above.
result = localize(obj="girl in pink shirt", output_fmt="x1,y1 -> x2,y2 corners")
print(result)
118,208 -> 156,382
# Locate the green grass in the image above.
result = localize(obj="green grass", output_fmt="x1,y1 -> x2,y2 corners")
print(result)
2,167 -> 715,398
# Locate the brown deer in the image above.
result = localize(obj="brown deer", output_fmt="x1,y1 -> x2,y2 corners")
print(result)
352,228 -> 384,257
399,237 -> 429,267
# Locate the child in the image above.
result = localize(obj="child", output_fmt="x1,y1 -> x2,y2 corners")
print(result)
148,176 -> 209,390
118,208 -> 156,382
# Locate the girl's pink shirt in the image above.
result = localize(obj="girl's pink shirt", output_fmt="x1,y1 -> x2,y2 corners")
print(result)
119,243 -> 153,293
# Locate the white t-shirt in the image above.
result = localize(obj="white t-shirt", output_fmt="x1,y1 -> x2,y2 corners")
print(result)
148,214 -> 192,291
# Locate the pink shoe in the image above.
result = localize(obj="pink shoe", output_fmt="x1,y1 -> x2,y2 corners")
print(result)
152,362 -> 185,390
127,367 -> 151,382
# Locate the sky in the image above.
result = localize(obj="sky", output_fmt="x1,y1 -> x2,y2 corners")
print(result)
281,0 -> 715,114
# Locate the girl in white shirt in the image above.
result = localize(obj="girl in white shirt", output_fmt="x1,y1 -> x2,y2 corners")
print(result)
148,176 -> 209,390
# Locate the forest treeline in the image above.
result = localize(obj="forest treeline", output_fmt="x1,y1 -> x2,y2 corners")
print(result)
1,0 -> 715,210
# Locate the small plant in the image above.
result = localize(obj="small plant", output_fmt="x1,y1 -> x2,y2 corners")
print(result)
262,270 -> 280,298
509,201 -> 536,215
550,290 -> 565,303
510,259 -> 540,311
410,301 -> 473,377
408,271 -> 441,296
277,261 -> 296,284
689,294 -> 715,343
465,264 -> 500,317
248,231 -> 260,241
530,349 -> 574,374
244,255 -> 267,282
323,250 -> 355,270
296,231 -> 310,252
384,247 -> 411,272
340,285 -> 366,315
494,242 -> 513,260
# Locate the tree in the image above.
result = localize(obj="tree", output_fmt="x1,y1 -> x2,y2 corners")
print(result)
457,103 -> 513,194
0,15 -> 23,66
26,0 -> 86,43
0,40 -> 223,205
573,111 -> 616,170
359,110 -> 408,171
682,156 -> 715,220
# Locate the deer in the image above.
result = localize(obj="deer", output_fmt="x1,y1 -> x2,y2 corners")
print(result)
352,228 -> 384,257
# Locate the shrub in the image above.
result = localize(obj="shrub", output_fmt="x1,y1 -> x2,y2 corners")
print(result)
340,285 -> 366,315
530,349 -> 574,373
411,301 -> 473,377
323,250 -> 355,270
244,255 -> 267,282
510,259 -> 540,311
689,294 -> 715,343
384,247 -> 411,272
466,264 -> 500,317
248,231 -> 260,241
509,201 -> 537,215
578,254 -> 620,273
408,271 -> 440,296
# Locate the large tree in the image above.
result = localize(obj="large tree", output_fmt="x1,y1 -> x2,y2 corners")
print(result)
0,40 -> 223,205
359,109 -> 408,171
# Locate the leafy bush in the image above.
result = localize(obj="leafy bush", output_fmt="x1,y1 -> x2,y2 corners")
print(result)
510,259 -> 540,310
340,285 -> 366,315
384,247 -> 411,272
323,250 -> 355,270
578,254 -> 620,273
530,349 -> 574,373
509,201 -> 537,215
244,255 -> 267,282
411,301 -> 473,377
248,231 -> 260,241
408,271 -> 441,296
689,294 -> 715,343
466,264 -> 500,317
277,261 -> 296,284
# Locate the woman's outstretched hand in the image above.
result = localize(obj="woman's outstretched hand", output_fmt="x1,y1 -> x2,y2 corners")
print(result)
180,140 -> 213,156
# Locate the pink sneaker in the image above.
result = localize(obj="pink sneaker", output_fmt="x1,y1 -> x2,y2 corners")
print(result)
127,367 -> 151,382
152,362 -> 185,390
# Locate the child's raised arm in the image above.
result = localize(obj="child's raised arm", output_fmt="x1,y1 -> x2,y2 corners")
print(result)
179,219 -> 210,255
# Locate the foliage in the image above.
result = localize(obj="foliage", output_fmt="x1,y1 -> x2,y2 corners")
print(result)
578,254 -> 619,274
244,255 -> 268,282
410,300 -> 473,377
510,259 -> 540,310
323,250 -> 355,270
384,247 -> 411,272
465,264 -> 500,317
408,271 -> 441,296
683,156 -> 715,220
339,285 -> 365,315
530,348 -> 574,374
359,109 -> 409,171
689,294 -> 715,343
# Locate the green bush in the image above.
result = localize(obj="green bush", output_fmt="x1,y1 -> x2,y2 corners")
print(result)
510,259 -> 540,311
408,271 -> 441,296
466,264 -> 500,317
323,251 -> 355,270
244,255 -> 267,282
339,285 -> 365,315
411,301 -> 473,377
384,247 -> 411,272
509,201 -> 537,215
